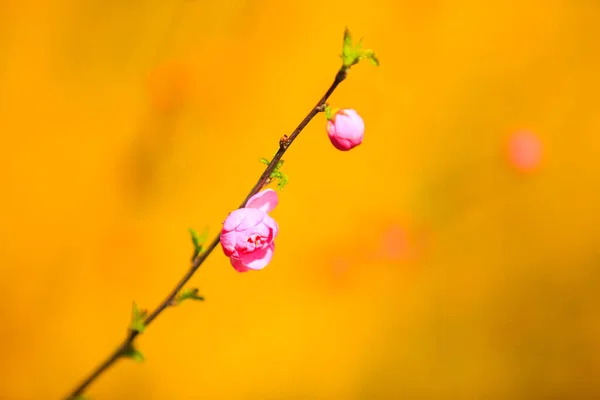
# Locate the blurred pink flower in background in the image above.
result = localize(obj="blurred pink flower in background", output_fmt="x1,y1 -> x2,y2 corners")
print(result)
507,130 -> 543,172
220,189 -> 279,272
327,109 -> 365,151
377,223 -> 411,262
324,220 -> 427,291
329,256 -> 354,288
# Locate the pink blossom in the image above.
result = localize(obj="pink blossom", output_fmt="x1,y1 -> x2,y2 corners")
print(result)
327,109 -> 365,151
507,130 -> 543,172
220,189 -> 279,272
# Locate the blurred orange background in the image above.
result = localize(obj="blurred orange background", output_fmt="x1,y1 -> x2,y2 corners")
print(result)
1,0 -> 600,399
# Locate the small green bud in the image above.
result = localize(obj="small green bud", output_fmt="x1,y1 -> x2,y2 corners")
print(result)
176,287 -> 204,304
121,343 -> 145,363
189,227 -> 208,259
129,302 -> 147,333
340,28 -> 379,68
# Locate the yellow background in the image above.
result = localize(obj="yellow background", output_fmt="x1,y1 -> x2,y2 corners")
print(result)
1,0 -> 600,398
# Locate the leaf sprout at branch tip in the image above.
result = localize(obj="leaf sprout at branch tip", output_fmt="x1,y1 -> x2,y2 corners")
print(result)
341,27 -> 379,68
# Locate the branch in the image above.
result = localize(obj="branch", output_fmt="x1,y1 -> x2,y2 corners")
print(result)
63,66 -> 348,400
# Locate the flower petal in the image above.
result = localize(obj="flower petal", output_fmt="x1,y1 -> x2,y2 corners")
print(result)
230,256 -> 252,272
245,189 -> 278,213
220,230 -> 237,257
262,215 -> 279,241
222,209 -> 245,232
232,230 -> 255,253
236,208 -> 266,231
238,243 -> 275,271
336,109 -> 365,141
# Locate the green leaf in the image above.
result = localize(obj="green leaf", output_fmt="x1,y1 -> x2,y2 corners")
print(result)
355,37 -> 364,51
364,50 -> 380,66
270,171 -> 282,180
189,227 -> 208,251
130,302 -> 147,333
324,105 -> 334,120
340,28 -> 379,68
344,27 -> 352,48
261,155 -> 289,190
341,28 -> 359,67
122,343 -> 145,363
189,227 -> 208,259
176,287 -> 204,303
189,228 -> 201,249
278,172 -> 289,190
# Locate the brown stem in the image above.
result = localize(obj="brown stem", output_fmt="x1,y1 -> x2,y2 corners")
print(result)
63,66 -> 347,400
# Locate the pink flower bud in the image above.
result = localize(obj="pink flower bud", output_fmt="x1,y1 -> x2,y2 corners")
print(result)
507,130 -> 542,172
326,109 -> 365,151
220,189 -> 279,272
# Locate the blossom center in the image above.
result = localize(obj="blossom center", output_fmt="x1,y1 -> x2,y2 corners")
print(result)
247,234 -> 265,246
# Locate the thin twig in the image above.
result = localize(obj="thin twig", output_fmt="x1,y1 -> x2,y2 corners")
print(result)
64,66 -> 348,400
